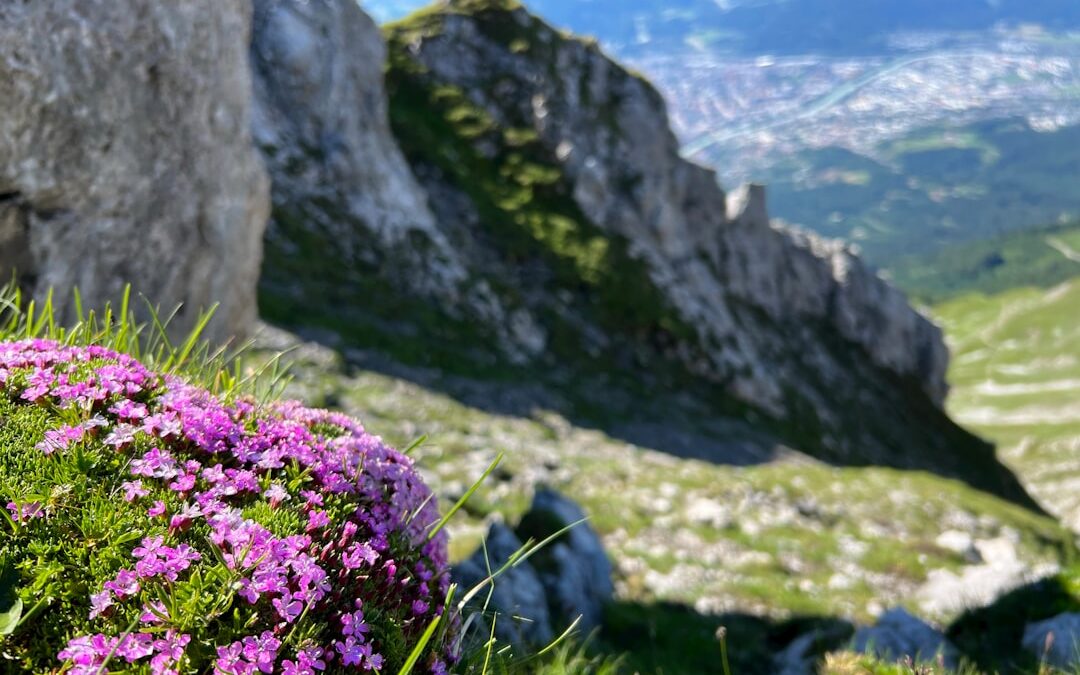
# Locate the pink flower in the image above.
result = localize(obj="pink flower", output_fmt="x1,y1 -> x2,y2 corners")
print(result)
104,423 -> 139,448
265,482 -> 289,508
121,480 -> 149,502
0,339 -> 455,674
116,633 -> 155,663
150,630 -> 190,674
103,569 -> 140,599
5,501 -> 43,523
168,473 -> 196,493
305,510 -> 330,532
272,593 -> 305,623
88,591 -> 113,620
140,600 -> 170,624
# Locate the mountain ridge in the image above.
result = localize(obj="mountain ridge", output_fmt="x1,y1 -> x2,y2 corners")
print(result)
255,0 -> 1037,506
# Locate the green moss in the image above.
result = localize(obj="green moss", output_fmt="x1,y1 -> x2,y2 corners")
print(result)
382,26 -> 699,351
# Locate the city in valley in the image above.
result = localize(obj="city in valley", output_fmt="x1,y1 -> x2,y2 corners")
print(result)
628,28 -> 1080,187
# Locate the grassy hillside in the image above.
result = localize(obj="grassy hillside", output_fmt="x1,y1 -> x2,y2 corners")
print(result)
250,330 -> 1073,674
884,216 -> 1080,529
934,278 -> 1080,531
763,119 -> 1080,266
890,222 -> 1080,303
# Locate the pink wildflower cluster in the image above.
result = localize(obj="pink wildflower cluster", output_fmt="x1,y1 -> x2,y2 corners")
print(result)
0,339 -> 454,674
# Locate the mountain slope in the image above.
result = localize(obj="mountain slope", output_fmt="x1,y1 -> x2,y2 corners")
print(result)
372,0 -> 1034,503
253,326 -> 1072,674
890,222 -> 1080,303
936,277 -> 1080,530
891,222 -> 1080,527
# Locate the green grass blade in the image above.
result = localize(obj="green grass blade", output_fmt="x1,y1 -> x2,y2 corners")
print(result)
427,452 -> 504,541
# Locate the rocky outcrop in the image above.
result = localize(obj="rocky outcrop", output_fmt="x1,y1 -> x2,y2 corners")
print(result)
0,0 -> 269,343
453,490 -> 614,649
516,488 -> 614,634
250,0 -> 541,362
395,5 -> 948,411
453,523 -> 555,648
918,535 -> 1059,616
250,0 -> 454,288
853,608 -> 959,668
377,0 -> 1036,504
1023,613 -> 1080,669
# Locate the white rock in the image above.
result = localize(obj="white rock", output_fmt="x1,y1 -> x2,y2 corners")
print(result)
935,530 -> 982,562
686,497 -> 730,528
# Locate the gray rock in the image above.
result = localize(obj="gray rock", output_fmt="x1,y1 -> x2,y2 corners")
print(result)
517,488 -> 615,634
853,608 -> 959,668
0,0 -> 269,343
250,0 -> 541,361
453,523 -> 554,648
1023,612 -> 1080,669
775,622 -> 856,675
407,9 -> 949,415
251,0 -> 446,263
370,3 -> 1043,501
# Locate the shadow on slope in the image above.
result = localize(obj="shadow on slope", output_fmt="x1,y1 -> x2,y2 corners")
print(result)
597,600 -> 854,675
948,568 -> 1080,674
258,284 -> 1043,515
568,574 -> 1080,675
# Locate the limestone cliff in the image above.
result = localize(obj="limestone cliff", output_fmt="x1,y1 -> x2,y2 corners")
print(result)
0,0 -> 269,343
254,0 -> 1030,503
252,0 -> 542,362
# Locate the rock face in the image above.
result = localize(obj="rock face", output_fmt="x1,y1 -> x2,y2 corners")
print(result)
853,608 -> 959,668
250,0 -> 455,290
453,523 -> 555,647
394,5 -> 948,410
517,488 -> 615,633
0,0 -> 269,343
250,0 -> 539,361
1023,613 -> 1080,669
376,0 -> 1036,504
453,490 -> 614,648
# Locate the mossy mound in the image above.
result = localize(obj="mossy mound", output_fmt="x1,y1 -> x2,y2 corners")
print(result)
0,339 -> 455,674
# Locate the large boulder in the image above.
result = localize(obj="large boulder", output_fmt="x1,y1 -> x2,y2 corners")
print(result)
516,488 -> 615,634
250,0 -> 451,276
852,608 -> 959,668
453,489 -> 615,649
1023,612 -> 1080,669
0,0 -> 269,343
453,523 -> 555,648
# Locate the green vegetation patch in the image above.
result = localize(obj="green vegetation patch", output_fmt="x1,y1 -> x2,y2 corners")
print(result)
890,222 -> 1080,303
383,17 -> 693,348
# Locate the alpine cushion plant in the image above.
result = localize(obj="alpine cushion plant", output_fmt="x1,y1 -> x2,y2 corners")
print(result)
0,337 -> 457,674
